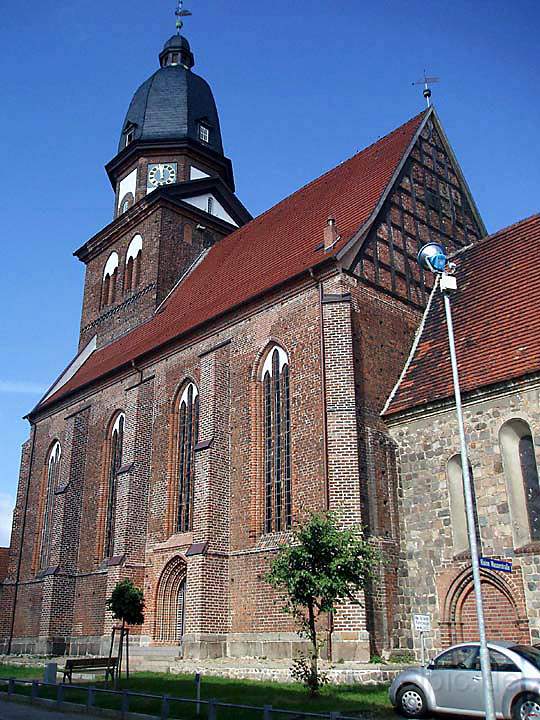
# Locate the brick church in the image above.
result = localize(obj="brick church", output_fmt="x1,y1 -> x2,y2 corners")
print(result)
3,28 -> 535,661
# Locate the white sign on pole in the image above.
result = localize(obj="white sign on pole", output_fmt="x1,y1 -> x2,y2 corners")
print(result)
413,614 -> 431,633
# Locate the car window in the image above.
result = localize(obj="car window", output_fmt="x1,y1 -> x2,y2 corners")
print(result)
433,645 -> 478,670
511,645 -> 540,671
476,649 -> 520,672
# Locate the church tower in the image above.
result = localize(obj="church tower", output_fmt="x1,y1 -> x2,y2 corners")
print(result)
76,33 -> 251,351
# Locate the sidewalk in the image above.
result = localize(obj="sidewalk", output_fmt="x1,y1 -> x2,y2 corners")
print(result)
0,698 -> 100,720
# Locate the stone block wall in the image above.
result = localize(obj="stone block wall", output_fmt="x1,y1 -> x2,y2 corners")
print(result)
387,380 -> 540,658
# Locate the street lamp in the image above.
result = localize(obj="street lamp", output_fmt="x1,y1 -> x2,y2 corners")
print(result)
418,242 -> 496,720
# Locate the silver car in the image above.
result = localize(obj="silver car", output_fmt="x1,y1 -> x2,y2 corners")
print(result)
389,641 -> 540,719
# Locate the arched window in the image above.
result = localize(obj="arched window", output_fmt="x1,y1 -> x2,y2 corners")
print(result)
500,419 -> 540,547
447,455 -> 481,555
104,413 -> 125,558
171,383 -> 199,534
101,252 -> 119,308
262,346 -> 292,533
124,235 -> 143,293
38,441 -> 61,569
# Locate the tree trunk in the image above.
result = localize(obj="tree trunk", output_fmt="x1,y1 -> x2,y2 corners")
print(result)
307,602 -> 319,696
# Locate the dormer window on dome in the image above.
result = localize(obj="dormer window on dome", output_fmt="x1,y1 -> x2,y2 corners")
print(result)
122,122 -> 137,150
199,124 -> 210,144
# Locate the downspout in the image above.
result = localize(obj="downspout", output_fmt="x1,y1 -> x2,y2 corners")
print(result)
313,271 -> 333,659
7,421 -> 37,655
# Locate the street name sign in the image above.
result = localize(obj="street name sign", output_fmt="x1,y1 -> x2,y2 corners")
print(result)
479,557 -> 512,573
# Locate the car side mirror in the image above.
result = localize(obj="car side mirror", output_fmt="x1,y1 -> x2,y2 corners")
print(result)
427,659 -> 435,670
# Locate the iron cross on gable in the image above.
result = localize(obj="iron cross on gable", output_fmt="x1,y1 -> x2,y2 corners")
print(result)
412,72 -> 440,107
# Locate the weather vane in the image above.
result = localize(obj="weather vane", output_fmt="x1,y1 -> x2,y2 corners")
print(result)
412,71 -> 440,108
175,0 -> 192,34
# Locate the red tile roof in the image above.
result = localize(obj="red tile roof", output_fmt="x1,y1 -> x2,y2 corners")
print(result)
383,214 -> 540,417
39,111 -> 426,411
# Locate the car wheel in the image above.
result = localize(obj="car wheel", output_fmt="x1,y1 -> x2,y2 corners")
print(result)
396,684 -> 428,718
513,693 -> 540,720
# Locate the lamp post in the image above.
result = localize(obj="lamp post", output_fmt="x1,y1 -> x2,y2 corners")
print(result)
417,243 -> 496,720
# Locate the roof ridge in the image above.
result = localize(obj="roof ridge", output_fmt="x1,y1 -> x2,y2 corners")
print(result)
222,109 -> 428,243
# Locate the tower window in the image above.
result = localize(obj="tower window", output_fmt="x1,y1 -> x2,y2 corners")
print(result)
207,197 -> 214,215
124,235 -> 143,294
102,252 -> 119,308
199,124 -> 210,143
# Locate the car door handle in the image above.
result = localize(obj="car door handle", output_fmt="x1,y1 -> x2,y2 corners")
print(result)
472,675 -> 482,682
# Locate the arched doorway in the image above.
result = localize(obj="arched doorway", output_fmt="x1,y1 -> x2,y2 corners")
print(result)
440,566 -> 530,646
154,557 -> 187,644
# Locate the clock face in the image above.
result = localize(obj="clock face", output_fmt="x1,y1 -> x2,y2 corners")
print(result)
147,163 -> 177,188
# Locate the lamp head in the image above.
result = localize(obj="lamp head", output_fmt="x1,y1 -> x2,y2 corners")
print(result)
417,242 -> 448,274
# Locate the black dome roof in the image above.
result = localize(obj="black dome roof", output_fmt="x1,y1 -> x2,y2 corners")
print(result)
118,36 -> 224,156
163,35 -> 191,51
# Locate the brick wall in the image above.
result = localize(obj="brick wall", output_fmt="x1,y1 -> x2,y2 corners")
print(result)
0,548 -> 8,582
78,204 -> 224,351
3,264 -> 435,659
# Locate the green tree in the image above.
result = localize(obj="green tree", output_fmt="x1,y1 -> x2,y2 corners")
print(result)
106,579 -> 145,627
106,579 -> 145,683
266,513 -> 380,696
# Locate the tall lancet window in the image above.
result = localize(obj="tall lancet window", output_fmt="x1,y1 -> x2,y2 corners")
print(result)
39,441 -> 61,569
176,383 -> 199,533
262,346 -> 292,533
104,413 -> 125,558
447,455 -> 481,555
500,419 -> 540,547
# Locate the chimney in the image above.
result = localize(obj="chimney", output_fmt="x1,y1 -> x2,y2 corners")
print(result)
323,216 -> 339,251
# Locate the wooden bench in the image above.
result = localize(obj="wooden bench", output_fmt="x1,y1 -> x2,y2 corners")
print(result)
59,657 -> 118,684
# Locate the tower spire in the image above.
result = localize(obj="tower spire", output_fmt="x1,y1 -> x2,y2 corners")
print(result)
175,0 -> 192,34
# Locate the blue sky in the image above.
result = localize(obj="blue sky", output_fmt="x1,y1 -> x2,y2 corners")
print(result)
0,0 -> 538,545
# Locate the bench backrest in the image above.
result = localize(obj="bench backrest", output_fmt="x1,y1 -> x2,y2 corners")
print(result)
65,657 -> 118,670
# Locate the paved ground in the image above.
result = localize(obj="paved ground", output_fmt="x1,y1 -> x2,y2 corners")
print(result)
0,698 -> 100,720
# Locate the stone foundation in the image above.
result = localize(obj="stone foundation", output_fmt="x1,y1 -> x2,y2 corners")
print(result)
2,631 -> 371,663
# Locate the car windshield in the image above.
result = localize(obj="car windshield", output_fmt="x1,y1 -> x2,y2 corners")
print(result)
511,645 -> 540,670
